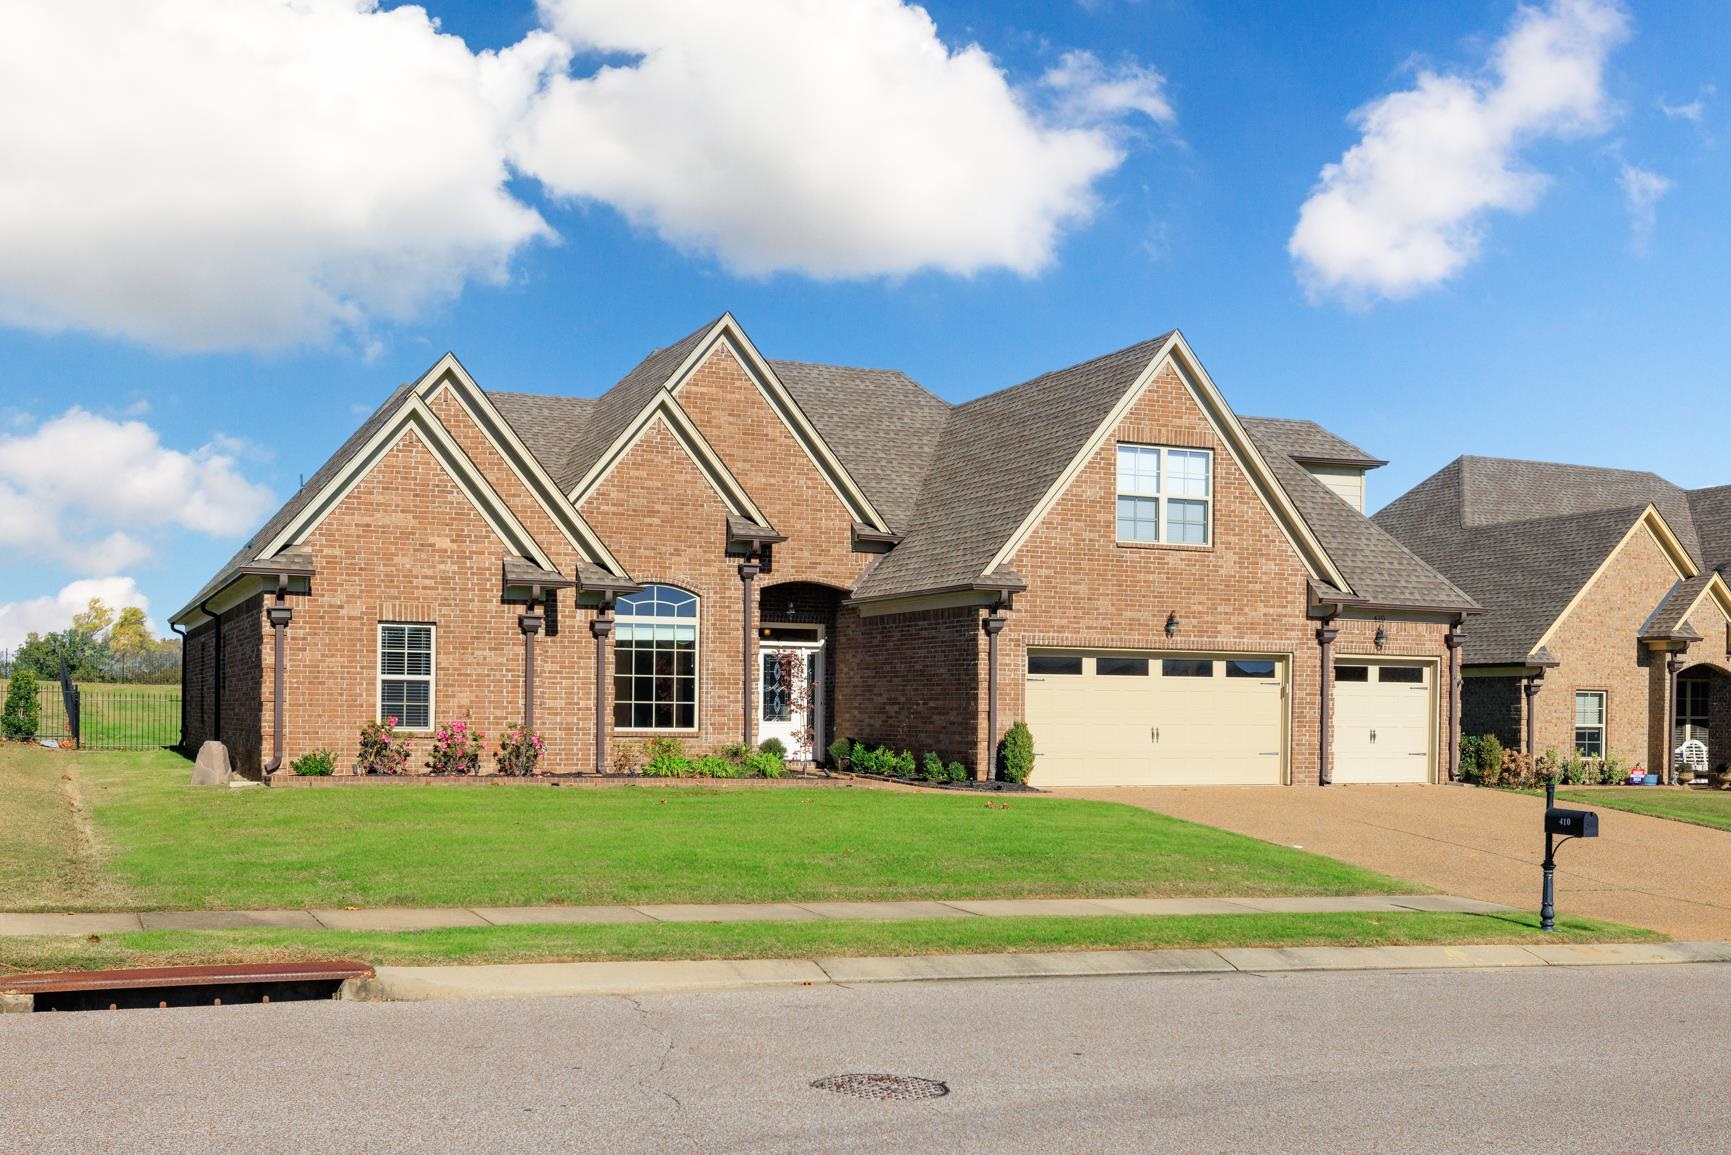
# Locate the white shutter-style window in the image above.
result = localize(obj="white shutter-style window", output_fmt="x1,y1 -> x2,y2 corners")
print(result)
1116,444 -> 1212,545
379,623 -> 434,730
1573,690 -> 1605,758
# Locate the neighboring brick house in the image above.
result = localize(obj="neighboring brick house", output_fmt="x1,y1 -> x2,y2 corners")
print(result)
173,315 -> 1476,787
1376,458 -> 1731,781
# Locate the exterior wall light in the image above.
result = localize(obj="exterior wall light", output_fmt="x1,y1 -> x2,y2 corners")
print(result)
1374,627 -> 1387,650
1165,612 -> 1179,638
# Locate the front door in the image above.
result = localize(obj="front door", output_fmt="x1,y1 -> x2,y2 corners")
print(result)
759,645 -> 823,759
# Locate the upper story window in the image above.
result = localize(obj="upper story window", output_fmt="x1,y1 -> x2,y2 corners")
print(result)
614,584 -> 698,730
379,623 -> 434,730
1116,444 -> 1211,545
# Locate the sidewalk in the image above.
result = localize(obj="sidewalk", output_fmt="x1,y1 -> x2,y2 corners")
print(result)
361,941 -> 1731,1002
0,893 -> 1511,936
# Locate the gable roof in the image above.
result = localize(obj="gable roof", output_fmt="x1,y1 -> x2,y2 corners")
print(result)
770,360 -> 950,532
1376,453 -> 1731,664
851,333 -> 1177,601
560,316 -> 721,493
1242,419 -> 1475,613
488,392 -> 592,491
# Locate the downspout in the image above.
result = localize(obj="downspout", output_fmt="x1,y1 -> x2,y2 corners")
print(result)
739,557 -> 761,748
261,576 -> 294,777
591,595 -> 615,774
981,597 -> 1010,781
1315,614 -> 1339,786
518,584 -> 544,732
1665,647 -> 1687,786
1444,619 -> 1465,782
170,623 -> 188,756
199,597 -> 223,749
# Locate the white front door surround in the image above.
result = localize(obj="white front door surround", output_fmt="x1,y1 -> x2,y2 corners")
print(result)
758,630 -> 824,759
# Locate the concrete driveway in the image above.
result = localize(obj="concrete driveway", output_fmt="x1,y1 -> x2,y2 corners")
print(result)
1062,783 -> 1731,940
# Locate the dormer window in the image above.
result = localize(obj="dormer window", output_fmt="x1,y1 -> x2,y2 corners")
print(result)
1116,444 -> 1211,545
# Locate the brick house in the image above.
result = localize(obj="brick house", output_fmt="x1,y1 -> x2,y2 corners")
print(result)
173,315 -> 1476,786
1376,457 -> 1731,781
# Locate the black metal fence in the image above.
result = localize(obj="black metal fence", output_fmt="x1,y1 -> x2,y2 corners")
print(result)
32,683 -> 180,750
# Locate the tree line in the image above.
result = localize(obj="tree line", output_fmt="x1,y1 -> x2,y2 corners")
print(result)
0,597 -> 181,685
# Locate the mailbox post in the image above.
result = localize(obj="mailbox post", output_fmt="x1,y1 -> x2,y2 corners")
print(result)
1540,778 -> 1599,932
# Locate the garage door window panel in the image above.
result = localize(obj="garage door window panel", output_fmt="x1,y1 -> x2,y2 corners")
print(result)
1226,659 -> 1276,679
1162,658 -> 1214,678
1097,656 -> 1149,676
1115,444 -> 1212,545
1379,665 -> 1425,684
1028,654 -> 1083,676
1335,664 -> 1369,682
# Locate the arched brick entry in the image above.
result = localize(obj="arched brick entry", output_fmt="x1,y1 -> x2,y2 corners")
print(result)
759,581 -> 846,761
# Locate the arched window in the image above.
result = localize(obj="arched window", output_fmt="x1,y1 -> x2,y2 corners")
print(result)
614,584 -> 698,730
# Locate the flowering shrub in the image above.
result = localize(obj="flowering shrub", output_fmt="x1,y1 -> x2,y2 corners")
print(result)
356,717 -> 411,775
494,722 -> 545,776
426,717 -> 483,776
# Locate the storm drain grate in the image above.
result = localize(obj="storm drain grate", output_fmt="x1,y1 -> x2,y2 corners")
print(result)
810,1073 -> 950,1101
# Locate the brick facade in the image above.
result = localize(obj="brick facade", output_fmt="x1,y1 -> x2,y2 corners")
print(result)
183,335 -> 1459,785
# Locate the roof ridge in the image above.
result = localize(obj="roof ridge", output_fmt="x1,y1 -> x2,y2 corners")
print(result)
767,358 -> 952,409
953,330 -> 1174,412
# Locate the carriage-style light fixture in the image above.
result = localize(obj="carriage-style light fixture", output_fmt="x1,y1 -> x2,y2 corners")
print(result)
1164,612 -> 1179,638
1374,627 -> 1387,651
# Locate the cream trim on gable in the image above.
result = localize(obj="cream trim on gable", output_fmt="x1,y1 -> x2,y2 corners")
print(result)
259,395 -> 556,573
1533,504 -> 1698,654
982,332 -> 1350,591
413,353 -> 626,576
1672,570 -> 1731,631
569,388 -> 770,524
662,314 -> 894,533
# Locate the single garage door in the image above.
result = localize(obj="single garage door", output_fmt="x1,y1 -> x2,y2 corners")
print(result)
1025,651 -> 1285,787
1332,660 -> 1433,783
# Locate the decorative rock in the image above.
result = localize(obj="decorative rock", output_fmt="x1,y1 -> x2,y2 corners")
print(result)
189,741 -> 233,786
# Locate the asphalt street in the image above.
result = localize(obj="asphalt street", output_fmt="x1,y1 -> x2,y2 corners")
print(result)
4,963 -> 1727,1153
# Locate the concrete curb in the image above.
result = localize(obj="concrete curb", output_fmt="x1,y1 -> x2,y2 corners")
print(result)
355,941 -> 1731,1003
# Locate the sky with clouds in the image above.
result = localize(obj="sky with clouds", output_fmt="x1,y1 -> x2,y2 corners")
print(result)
0,0 -> 1725,649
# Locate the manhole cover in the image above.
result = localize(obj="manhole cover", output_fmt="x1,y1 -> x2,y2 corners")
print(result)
810,1073 -> 949,1101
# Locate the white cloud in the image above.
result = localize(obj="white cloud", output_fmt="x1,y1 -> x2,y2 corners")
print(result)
0,0 -> 1172,350
0,0 -> 560,353
1041,51 -> 1174,127
1618,162 -> 1672,252
1660,85 -> 1713,122
0,409 -> 276,573
0,577 -> 151,652
511,0 -> 1166,279
1289,0 -> 1630,302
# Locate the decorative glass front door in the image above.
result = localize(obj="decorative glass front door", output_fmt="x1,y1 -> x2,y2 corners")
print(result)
759,645 -> 822,759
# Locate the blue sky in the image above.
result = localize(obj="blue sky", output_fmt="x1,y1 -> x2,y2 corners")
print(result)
0,0 -> 1725,647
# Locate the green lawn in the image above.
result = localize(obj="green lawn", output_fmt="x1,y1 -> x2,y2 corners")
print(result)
0,911 -> 1652,973
1556,788 -> 1731,833
2,744 -> 1416,912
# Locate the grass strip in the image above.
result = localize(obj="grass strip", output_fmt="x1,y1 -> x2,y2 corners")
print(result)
0,912 -> 1655,973
1555,788 -> 1731,833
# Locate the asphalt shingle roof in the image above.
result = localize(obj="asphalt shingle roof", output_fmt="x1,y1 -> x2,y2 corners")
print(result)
770,360 -> 950,532
488,392 -> 593,493
1241,419 -> 1475,612
1238,416 -> 1386,468
852,333 -> 1175,600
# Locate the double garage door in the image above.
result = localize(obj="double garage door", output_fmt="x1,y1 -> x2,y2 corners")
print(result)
1025,650 -> 1435,787
1026,652 -> 1287,787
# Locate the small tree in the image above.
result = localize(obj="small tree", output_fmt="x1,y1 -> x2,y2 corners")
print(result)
2,668 -> 41,741
998,721 -> 1034,784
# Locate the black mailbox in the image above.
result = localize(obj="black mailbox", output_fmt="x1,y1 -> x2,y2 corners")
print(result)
1544,807 -> 1598,838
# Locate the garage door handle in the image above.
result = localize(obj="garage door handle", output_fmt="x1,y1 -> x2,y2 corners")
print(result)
1370,728 -> 1377,744
1150,727 -> 1160,743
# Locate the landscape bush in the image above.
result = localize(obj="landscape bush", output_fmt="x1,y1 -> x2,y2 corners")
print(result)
356,717 -> 412,775
494,723 -> 545,776
693,754 -> 741,778
758,736 -> 787,760
998,721 -> 1034,784
1457,734 -> 1482,781
289,749 -> 336,776
826,737 -> 851,770
743,751 -> 787,778
609,740 -> 642,775
2,668 -> 41,741
921,752 -> 947,783
426,718 -> 484,776
642,736 -> 690,777
894,749 -> 916,778
946,760 -> 968,783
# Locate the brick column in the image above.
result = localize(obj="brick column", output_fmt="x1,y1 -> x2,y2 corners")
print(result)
590,602 -> 614,774
1315,621 -> 1338,786
739,561 -> 761,749
518,607 -> 544,731
1444,623 -> 1465,782
981,607 -> 1008,781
